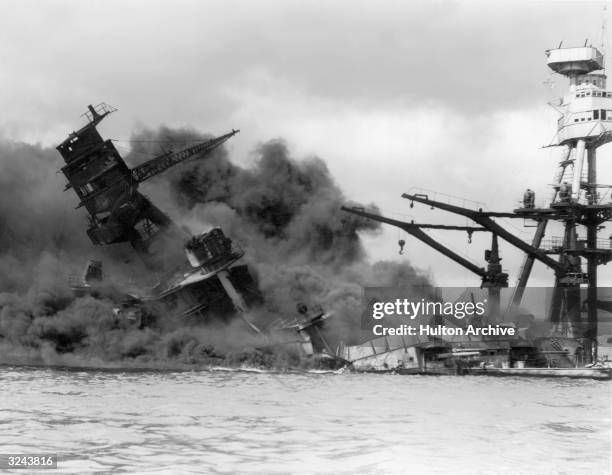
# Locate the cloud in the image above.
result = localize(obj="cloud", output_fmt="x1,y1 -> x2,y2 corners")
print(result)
0,0 -> 610,290
0,0 -> 606,142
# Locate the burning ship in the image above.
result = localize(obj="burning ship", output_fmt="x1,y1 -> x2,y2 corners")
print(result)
56,103 -> 343,367
340,42 -> 612,380
54,41 -> 612,378
57,104 -> 261,326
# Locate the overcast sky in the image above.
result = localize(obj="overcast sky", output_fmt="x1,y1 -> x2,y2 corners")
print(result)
1,0 -> 611,290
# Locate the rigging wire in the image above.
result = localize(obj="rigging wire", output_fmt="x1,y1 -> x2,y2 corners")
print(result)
111,138 -> 206,144
601,2 -> 608,69
112,143 -> 161,158
421,228 -> 484,270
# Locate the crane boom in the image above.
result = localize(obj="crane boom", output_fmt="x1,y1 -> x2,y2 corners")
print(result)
340,206 -> 487,277
402,193 -> 566,274
132,129 -> 239,183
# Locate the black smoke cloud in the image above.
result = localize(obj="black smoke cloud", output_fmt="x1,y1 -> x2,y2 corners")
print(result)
0,127 -> 430,368
0,141 -> 88,292
128,128 -> 379,268
129,128 -> 429,348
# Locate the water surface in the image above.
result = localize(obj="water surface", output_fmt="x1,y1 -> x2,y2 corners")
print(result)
1,367 -> 610,474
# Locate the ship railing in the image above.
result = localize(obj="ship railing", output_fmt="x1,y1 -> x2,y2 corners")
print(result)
81,103 -> 117,123
597,188 -> 612,203
539,237 -> 612,252
589,238 -> 612,249
196,249 -> 245,275
405,187 -> 489,212
557,115 -> 568,131
67,275 -> 86,288
538,237 -> 566,252
514,198 -> 551,210
180,303 -> 209,319
547,191 -> 607,207
152,243 -> 245,294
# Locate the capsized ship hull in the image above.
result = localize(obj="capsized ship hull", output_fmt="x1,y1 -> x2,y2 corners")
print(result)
341,328 -> 612,379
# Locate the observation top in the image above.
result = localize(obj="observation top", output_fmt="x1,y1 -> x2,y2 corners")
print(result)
546,46 -> 604,76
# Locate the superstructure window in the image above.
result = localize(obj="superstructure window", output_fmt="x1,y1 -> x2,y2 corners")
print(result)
594,110 -> 600,120
79,183 -> 94,196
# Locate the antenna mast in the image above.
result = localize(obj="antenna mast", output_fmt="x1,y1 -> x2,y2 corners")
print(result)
602,3 -> 608,72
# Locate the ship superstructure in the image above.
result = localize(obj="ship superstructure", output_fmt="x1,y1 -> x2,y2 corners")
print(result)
511,45 -> 612,353
60,104 -> 260,325
340,42 -> 612,375
57,103 -> 238,269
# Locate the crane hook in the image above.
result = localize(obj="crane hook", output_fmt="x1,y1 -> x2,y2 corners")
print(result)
398,239 -> 406,255
467,231 -> 473,244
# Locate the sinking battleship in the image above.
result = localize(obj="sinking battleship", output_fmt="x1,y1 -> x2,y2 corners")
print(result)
340,43 -> 612,380
58,104 -> 262,324
57,103 -> 342,367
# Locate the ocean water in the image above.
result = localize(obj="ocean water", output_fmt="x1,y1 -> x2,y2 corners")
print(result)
0,366 -> 610,475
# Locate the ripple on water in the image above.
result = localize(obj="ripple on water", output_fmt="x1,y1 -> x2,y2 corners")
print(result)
542,421 -> 597,433
0,367 -> 609,474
